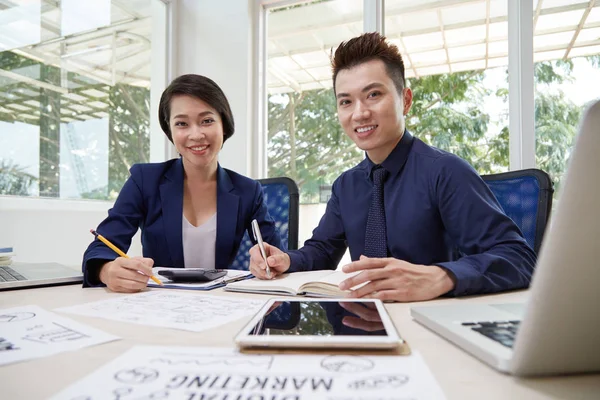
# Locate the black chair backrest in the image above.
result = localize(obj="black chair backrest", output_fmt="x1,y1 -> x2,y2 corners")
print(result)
481,168 -> 554,254
230,177 -> 299,269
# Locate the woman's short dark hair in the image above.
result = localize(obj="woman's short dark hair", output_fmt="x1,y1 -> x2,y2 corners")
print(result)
158,74 -> 235,143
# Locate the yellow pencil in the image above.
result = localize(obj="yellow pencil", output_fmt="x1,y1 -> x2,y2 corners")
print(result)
90,229 -> 163,286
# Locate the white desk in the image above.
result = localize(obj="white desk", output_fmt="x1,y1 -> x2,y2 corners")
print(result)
1,286 -> 599,399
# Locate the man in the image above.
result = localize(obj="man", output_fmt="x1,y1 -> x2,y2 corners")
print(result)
249,32 -> 536,302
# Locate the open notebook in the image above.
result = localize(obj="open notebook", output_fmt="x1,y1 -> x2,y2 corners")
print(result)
224,270 -> 362,297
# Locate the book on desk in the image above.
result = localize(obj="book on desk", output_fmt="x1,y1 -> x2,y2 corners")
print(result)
224,270 -> 361,297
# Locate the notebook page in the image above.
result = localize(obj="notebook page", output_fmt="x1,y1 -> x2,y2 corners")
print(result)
227,270 -> 335,294
315,270 -> 361,286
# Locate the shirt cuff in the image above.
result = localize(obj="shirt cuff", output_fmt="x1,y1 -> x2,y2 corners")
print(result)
286,251 -> 306,273
435,260 -> 482,297
83,258 -> 112,287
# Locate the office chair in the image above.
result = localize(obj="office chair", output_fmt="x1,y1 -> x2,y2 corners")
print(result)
481,168 -> 554,254
229,177 -> 299,269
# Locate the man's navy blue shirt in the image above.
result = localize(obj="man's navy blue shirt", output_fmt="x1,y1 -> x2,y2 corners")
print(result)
287,131 -> 536,296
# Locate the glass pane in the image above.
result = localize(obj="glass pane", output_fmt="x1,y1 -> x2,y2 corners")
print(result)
533,1 -> 600,199
0,0 -> 152,200
385,0 -> 510,175
266,0 -> 363,249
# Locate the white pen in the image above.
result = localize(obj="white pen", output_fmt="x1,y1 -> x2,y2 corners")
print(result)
251,219 -> 271,278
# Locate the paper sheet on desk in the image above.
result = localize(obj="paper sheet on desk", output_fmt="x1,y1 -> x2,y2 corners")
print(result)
50,346 -> 446,400
148,267 -> 253,290
56,291 -> 265,333
0,305 -> 119,366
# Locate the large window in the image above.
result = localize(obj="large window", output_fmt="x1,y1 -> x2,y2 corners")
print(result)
533,0 -> 600,196
385,0 -> 511,175
262,0 -> 600,253
264,0 -> 600,204
266,0 -> 513,212
0,0 -> 153,200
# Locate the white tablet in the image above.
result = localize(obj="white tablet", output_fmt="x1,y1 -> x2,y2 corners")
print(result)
235,298 -> 403,349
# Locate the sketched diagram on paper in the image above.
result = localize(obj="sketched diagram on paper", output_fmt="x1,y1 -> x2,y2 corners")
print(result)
347,374 -> 410,390
22,322 -> 90,344
87,292 -> 260,325
114,367 -> 160,384
0,312 -> 36,323
69,387 -> 170,400
150,353 -> 275,371
320,355 -> 375,373
112,387 -> 169,400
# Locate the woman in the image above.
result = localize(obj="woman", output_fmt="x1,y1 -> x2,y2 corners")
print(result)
82,74 -> 281,292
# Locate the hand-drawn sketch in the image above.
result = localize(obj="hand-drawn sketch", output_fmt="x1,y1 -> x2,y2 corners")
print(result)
0,312 -> 36,323
112,387 -> 133,400
320,355 -> 375,373
114,367 -> 160,384
133,389 -> 169,400
57,292 -> 265,333
150,354 -> 274,370
51,346 -> 447,400
347,374 -> 410,390
0,337 -> 20,352
0,305 -> 118,367
22,323 -> 90,344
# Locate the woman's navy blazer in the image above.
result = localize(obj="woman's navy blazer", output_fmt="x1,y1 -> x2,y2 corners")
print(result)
82,158 -> 281,286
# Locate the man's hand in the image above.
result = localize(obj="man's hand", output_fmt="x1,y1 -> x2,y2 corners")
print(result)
338,301 -> 385,332
249,243 -> 290,280
338,255 -> 456,302
99,256 -> 154,293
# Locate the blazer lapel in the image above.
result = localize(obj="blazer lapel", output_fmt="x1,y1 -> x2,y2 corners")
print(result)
215,165 -> 239,269
159,158 -> 185,267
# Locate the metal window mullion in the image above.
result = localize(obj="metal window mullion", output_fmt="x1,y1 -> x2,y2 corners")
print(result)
166,0 -> 178,160
508,0 -> 535,170
253,2 -> 268,179
364,0 -> 384,34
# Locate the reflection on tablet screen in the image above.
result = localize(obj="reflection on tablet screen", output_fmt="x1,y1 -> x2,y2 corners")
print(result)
248,301 -> 388,336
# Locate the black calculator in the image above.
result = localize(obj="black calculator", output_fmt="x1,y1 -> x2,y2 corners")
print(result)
157,269 -> 227,282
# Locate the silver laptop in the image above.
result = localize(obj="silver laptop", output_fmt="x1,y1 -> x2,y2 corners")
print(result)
0,262 -> 82,290
411,100 -> 600,376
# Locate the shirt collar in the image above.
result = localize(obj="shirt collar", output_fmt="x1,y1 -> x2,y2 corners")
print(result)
363,129 -> 415,177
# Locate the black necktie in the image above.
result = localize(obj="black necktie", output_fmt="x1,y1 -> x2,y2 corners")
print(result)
364,166 -> 389,258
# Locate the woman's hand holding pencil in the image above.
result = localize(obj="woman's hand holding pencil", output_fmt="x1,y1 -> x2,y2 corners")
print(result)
90,229 -> 163,292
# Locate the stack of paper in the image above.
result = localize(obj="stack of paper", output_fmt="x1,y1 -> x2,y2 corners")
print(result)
0,247 -> 15,266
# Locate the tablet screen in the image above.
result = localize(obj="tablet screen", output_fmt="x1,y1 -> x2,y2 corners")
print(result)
247,300 -> 389,337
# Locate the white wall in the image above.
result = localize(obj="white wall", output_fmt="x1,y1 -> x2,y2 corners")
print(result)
299,203 -> 350,270
175,0 -> 255,177
0,197 -> 142,267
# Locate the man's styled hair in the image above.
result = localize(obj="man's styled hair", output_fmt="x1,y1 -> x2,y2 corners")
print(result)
331,32 -> 406,95
158,74 -> 235,143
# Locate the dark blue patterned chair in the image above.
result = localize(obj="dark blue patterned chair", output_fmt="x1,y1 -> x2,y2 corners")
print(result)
482,168 -> 554,254
229,177 -> 299,269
